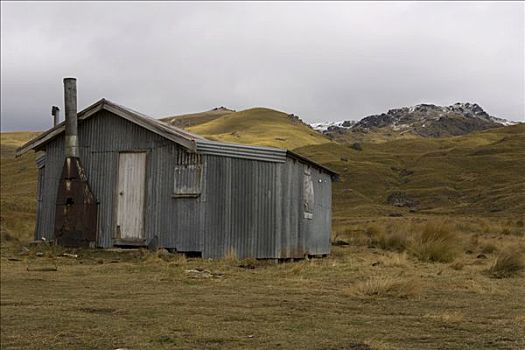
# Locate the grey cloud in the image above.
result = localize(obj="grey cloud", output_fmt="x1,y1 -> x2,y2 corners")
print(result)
1,1 -> 523,131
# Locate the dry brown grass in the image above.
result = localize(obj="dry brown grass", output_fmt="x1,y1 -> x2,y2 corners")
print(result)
480,241 -> 498,254
378,252 -> 410,267
424,311 -> 465,324
168,253 -> 188,267
345,276 -> 422,299
451,279 -> 502,295
487,248 -> 525,278
449,260 -> 465,271
0,226 -> 19,243
2,232 -> 524,350
495,219 -> 525,237
141,249 -> 168,264
515,314 -> 525,325
366,223 -> 407,251
364,220 -> 462,263
408,222 -> 461,263
224,246 -> 239,265
370,230 -> 408,252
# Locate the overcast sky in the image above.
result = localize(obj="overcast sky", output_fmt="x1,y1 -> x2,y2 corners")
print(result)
1,1 -> 524,131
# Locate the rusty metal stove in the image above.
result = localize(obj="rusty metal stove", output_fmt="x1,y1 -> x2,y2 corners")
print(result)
54,157 -> 97,247
53,78 -> 97,247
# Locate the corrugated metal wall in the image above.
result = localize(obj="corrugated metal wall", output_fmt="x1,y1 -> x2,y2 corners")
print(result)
34,154 -> 47,240
277,158 -> 331,258
36,109 -> 332,258
37,137 -> 63,241
304,162 -> 332,256
202,156 -> 282,258
201,156 -> 331,259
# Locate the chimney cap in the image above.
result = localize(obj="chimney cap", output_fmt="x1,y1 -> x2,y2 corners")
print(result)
63,77 -> 77,82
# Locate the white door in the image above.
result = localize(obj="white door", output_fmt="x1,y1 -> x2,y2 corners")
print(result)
116,152 -> 147,240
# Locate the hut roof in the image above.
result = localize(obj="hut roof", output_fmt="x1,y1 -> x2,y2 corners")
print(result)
16,99 -> 338,178
16,98 -> 204,155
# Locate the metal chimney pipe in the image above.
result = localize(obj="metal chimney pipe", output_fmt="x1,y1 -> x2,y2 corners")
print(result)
51,106 -> 60,127
63,78 -> 79,158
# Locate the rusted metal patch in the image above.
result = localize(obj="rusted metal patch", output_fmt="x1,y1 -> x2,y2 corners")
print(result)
54,157 -> 97,247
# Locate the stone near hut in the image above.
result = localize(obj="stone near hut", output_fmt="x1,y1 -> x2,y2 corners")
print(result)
157,248 -> 171,258
350,142 -> 362,151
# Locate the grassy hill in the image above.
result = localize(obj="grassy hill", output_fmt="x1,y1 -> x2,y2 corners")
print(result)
294,124 -> 525,222
175,107 -> 332,150
161,107 -> 235,129
0,132 -> 40,241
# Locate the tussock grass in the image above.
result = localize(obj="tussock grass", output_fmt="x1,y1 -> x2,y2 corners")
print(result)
346,276 -> 422,299
367,224 -> 408,252
365,220 -> 462,263
379,231 -> 408,252
408,222 -> 461,263
487,249 -> 524,278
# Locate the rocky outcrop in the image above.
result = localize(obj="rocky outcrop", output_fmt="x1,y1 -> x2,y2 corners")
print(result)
311,103 -> 517,137
387,192 -> 419,208
352,103 -> 510,137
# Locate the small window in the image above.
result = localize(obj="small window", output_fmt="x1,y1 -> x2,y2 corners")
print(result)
36,153 -> 46,202
303,167 -> 314,219
173,153 -> 202,198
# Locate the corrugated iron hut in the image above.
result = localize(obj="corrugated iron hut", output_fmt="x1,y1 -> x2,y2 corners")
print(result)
17,78 -> 337,259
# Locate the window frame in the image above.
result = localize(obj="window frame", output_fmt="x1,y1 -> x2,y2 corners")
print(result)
172,154 -> 203,198
173,163 -> 203,198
